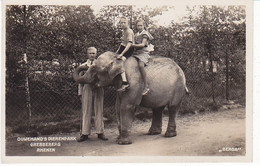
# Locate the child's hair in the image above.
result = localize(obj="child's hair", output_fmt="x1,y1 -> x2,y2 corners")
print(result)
120,16 -> 129,23
136,19 -> 146,29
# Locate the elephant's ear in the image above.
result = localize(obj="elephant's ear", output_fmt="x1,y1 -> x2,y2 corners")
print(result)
108,59 -> 125,80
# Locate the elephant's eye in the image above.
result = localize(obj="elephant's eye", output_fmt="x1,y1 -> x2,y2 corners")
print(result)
107,61 -> 113,69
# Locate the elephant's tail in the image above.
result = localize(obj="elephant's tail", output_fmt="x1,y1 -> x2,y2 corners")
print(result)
185,86 -> 190,95
180,68 -> 190,95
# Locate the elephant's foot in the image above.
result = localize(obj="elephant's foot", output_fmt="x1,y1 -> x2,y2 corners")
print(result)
147,127 -> 162,135
165,130 -> 177,137
116,137 -> 132,145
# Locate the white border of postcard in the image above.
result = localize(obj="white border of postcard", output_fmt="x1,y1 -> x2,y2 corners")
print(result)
1,0 -> 253,163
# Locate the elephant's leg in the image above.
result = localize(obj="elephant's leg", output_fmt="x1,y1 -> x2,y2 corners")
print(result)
148,106 -> 164,135
115,95 -> 121,140
117,104 -> 136,145
165,105 -> 179,137
116,105 -> 138,141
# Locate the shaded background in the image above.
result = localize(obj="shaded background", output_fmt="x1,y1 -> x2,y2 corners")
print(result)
5,5 -> 245,136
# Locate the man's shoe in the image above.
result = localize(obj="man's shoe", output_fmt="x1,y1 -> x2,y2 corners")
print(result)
117,84 -> 129,92
77,134 -> 88,142
97,134 -> 108,141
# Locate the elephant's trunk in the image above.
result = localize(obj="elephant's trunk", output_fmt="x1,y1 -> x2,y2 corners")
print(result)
73,65 -> 95,84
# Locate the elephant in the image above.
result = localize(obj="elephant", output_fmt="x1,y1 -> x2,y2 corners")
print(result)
73,51 -> 189,145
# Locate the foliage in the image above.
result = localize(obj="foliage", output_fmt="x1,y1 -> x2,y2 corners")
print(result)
5,5 -> 246,133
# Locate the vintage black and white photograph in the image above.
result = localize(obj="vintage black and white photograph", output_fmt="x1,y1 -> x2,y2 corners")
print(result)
2,0 -> 253,163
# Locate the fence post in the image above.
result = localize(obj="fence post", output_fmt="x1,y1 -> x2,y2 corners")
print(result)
22,5 -> 32,133
225,50 -> 229,101
24,53 -> 32,132
129,5 -> 133,29
210,57 -> 216,103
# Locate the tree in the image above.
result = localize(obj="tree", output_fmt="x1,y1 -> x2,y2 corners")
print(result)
170,5 -> 245,102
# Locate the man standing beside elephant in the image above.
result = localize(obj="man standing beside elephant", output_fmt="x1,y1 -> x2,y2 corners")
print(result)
77,47 -> 108,142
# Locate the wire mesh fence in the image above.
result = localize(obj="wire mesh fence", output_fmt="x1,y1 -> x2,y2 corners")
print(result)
5,5 -> 246,136
177,49 -> 246,114
5,49 -> 245,136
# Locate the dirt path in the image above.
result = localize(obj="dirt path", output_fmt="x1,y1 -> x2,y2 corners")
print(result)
6,107 -> 246,156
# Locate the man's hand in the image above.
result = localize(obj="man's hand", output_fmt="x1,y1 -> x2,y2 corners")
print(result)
81,61 -> 89,66
78,63 -> 89,70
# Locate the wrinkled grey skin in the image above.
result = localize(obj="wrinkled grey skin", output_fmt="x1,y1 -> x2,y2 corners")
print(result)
73,51 -> 188,145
